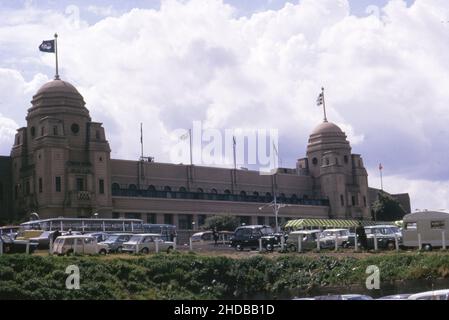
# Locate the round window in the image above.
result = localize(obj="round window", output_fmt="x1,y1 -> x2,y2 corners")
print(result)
71,123 -> 80,134
312,157 -> 318,166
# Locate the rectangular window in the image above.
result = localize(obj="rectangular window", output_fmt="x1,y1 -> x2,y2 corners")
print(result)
53,126 -> 58,135
351,196 -> 356,206
14,185 -> 18,200
55,176 -> 61,192
124,212 -> 141,219
268,216 -> 276,227
76,178 -> 84,191
431,221 -> 445,229
39,178 -> 43,193
112,212 -> 120,219
147,213 -> 156,224
25,180 -> 30,195
41,127 -> 45,136
178,214 -> 193,230
239,216 -> 251,226
405,222 -> 417,230
99,179 -> 105,194
198,215 -> 206,226
164,214 -> 173,225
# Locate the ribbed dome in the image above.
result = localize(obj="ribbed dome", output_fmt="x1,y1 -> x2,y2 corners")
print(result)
35,79 -> 81,96
311,121 -> 343,135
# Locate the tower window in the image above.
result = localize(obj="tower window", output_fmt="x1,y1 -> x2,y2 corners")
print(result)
363,196 -> 367,208
41,127 -> 45,136
30,126 -> 36,137
53,126 -> 58,135
71,123 -> 80,134
351,195 -> 356,206
325,158 -> 330,165
39,178 -> 43,193
17,136 -> 21,145
312,157 -> 318,166
99,179 -> 105,194
76,178 -> 84,191
55,176 -> 61,192
25,180 -> 30,195
95,130 -> 100,140
344,155 -> 349,164
340,195 -> 345,207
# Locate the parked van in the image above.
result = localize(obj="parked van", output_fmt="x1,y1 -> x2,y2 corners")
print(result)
52,235 -> 108,256
402,211 -> 449,250
122,233 -> 175,254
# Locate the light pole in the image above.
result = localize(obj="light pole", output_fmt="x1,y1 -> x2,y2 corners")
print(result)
259,196 -> 289,233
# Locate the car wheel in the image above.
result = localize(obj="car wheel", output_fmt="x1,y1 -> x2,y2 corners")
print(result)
236,244 -> 243,251
66,249 -> 74,256
117,246 -> 123,253
386,242 -> 395,251
266,244 -> 273,252
99,249 -> 107,255
166,246 -> 173,253
141,247 -> 149,254
423,244 -> 432,251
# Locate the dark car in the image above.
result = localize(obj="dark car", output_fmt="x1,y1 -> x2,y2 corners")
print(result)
29,231 -> 56,249
1,234 -> 38,254
347,225 -> 402,250
230,225 -> 279,251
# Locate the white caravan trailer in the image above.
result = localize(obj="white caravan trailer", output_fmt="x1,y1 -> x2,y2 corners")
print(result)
402,211 -> 449,250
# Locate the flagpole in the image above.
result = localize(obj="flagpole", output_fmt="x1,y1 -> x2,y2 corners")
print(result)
189,129 -> 193,166
321,87 -> 327,122
140,123 -> 144,160
379,164 -> 384,191
232,136 -> 237,170
54,33 -> 60,80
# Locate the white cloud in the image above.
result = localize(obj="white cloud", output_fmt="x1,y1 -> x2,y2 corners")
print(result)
0,0 -> 449,210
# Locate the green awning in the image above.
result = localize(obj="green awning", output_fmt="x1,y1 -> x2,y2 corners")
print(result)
284,219 -> 392,229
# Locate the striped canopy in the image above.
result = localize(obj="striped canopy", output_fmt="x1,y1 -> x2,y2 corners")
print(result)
284,218 -> 392,229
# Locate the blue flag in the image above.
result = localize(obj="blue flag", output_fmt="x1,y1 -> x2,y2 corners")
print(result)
39,40 -> 55,53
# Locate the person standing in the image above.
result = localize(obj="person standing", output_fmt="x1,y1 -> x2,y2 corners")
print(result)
356,222 -> 368,250
212,227 -> 219,246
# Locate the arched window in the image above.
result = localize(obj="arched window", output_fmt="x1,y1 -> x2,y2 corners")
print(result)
224,189 -> 231,195
340,194 -> 345,207
164,186 -> 172,192
129,184 -> 137,191
303,194 -> 309,200
197,188 -> 204,193
312,157 -> 318,166
179,186 -> 187,193
253,191 -> 259,197
265,192 -> 272,201
211,188 -> 218,194
363,196 -> 367,208
111,183 -> 120,191
240,191 -> 247,197
344,155 -> 349,164
148,185 -> 156,191
291,194 -> 298,203
280,193 -> 286,200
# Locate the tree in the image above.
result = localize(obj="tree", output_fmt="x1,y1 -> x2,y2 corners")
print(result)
202,215 -> 240,232
371,191 -> 406,221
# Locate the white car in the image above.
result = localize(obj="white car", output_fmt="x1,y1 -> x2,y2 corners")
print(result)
122,233 -> 175,254
52,235 -> 108,256
320,229 -> 350,247
408,289 -> 449,300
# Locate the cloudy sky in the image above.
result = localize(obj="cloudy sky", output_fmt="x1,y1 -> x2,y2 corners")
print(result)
1,0 -> 448,212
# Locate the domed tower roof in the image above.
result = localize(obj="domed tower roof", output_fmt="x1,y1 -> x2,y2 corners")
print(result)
35,79 -> 81,96
27,79 -> 89,120
307,121 -> 350,154
311,121 -> 343,135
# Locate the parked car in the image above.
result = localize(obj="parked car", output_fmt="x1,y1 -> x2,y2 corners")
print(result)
347,225 -> 402,250
402,211 -> 449,251
285,230 -> 322,251
86,232 -> 110,243
99,233 -> 133,253
0,226 -> 20,238
191,231 -> 234,243
1,234 -> 38,254
52,235 -> 108,256
319,229 -> 350,248
408,289 -> 449,300
122,233 -> 175,254
294,294 -> 373,300
230,225 -> 279,251
29,231 -> 57,249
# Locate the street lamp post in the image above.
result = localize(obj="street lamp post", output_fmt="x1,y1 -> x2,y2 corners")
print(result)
259,196 -> 288,233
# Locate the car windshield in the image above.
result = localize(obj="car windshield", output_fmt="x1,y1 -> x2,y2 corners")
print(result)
106,235 -> 119,242
129,235 -> 143,242
260,227 -> 274,235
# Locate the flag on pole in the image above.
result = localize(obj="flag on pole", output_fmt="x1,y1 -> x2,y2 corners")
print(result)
39,40 -> 55,52
180,131 -> 189,141
379,163 -> 383,171
316,92 -> 324,106
233,136 -> 236,146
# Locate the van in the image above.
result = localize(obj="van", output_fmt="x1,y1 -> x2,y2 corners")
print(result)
402,211 -> 449,250
52,235 -> 108,255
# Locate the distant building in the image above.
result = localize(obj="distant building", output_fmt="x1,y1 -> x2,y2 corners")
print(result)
0,78 -> 410,230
